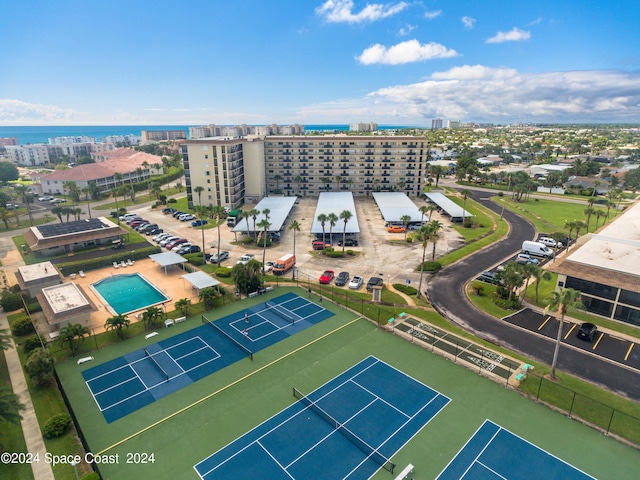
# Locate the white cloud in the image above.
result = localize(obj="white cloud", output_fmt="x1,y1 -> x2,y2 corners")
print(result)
398,24 -> 416,36
315,0 -> 408,24
486,27 -> 531,44
461,16 -> 476,28
0,99 -> 85,125
298,67 -> 640,124
356,39 -> 459,65
424,9 -> 441,20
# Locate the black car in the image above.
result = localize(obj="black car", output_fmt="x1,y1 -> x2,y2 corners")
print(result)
366,277 -> 384,291
145,227 -> 163,236
576,322 -> 598,341
338,238 -> 359,247
478,272 -> 500,285
162,207 -> 176,214
335,271 -> 350,286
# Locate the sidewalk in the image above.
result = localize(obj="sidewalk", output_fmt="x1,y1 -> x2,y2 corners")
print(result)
1,312 -> 54,480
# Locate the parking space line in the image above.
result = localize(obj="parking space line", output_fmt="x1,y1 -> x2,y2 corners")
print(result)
564,323 -> 577,340
624,343 -> 635,361
592,332 -> 604,350
538,316 -> 551,331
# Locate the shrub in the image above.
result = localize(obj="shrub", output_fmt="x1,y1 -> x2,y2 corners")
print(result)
393,283 -> 418,295
243,237 -> 254,244
11,316 -> 35,336
42,413 -> 72,439
257,238 -> 271,247
324,250 -> 344,258
215,267 -> 233,277
1,291 -> 24,313
25,298 -> 41,313
167,198 -> 177,203
184,253 -> 205,266
346,249 -> 354,255
471,282 -> 485,296
419,261 -> 442,272
22,335 -> 42,354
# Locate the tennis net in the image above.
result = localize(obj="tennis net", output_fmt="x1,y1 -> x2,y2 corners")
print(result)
265,301 -> 297,324
144,348 -> 169,382
202,315 -> 253,360
293,387 -> 395,474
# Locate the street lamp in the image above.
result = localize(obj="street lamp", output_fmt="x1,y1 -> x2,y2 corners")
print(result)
71,460 -> 79,480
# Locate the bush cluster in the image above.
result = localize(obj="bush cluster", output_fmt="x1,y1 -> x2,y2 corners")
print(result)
419,261 -> 442,272
393,283 -> 418,295
11,315 -> 35,336
43,413 -> 72,439
184,253 -> 205,266
324,250 -> 344,258
1,290 -> 24,313
22,335 -> 43,354
215,267 -> 233,277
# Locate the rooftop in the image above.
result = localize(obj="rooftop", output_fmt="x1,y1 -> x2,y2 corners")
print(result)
233,196 -> 298,233
372,192 -> 424,223
310,192 -> 359,234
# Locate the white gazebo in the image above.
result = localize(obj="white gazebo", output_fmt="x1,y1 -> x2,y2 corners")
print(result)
180,271 -> 221,294
149,252 -> 188,274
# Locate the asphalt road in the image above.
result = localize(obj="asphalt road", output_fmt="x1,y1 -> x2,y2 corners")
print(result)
426,189 -> 640,402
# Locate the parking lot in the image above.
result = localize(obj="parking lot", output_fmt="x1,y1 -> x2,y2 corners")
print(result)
504,308 -> 640,371
131,196 -> 465,288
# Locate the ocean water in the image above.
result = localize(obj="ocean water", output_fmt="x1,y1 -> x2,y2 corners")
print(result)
0,124 -> 414,146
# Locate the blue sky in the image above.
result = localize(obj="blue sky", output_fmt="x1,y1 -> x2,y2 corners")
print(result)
1,0 -> 639,126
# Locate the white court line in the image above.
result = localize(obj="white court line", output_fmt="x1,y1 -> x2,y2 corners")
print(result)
256,441 -> 296,480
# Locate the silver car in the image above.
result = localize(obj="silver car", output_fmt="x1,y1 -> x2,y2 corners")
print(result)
348,276 -> 364,289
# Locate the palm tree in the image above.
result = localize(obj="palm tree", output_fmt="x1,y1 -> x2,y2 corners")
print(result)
194,185 -> 205,253
15,185 -> 34,226
110,187 -> 120,222
293,175 -> 304,195
288,219 -> 301,277
594,210 -> 606,230
141,306 -> 164,331
174,298 -> 191,317
51,206 -> 63,223
573,220 -> 588,249
400,214 -> 411,240
339,210 -> 352,253
199,287 -> 219,309
257,218 -> 271,274
104,314 -> 130,340
415,224 -> 433,299
58,323 -> 90,355
320,177 -> 331,191
425,220 -> 442,261
212,205 -> 226,264
327,213 -> 338,244
460,189 -> 472,225
249,208 -> 260,240
272,174 -> 283,193
81,187 -> 92,218
419,205 -> 430,224
317,213 -> 328,245
262,208 -> 270,222
532,266 -> 552,304
0,208 -> 11,230
583,207 -> 596,232
0,386 -> 24,425
431,165 -> 444,187
545,288 -> 584,380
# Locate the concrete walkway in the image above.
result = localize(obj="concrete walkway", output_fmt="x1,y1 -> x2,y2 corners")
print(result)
1,235 -> 54,480
1,312 -> 54,480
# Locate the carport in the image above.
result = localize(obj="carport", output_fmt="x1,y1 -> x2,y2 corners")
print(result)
310,192 -> 360,239
180,271 -> 221,294
425,192 -> 473,222
149,251 -> 188,274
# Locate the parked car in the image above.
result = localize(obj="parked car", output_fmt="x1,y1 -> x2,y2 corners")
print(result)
210,251 -> 229,264
172,211 -> 185,218
312,240 -> 330,250
349,276 -> 364,290
120,213 -> 138,221
538,236 -> 558,248
166,238 -> 188,250
337,238 -> 359,247
172,242 -> 191,252
145,227 -> 163,236
160,236 -> 180,247
264,261 -> 274,273
137,223 -> 157,233
334,271 -> 350,286
387,225 -> 406,233
515,253 -> 539,265
180,214 -> 196,221
192,219 -> 208,227
38,195 -> 54,202
126,216 -> 143,225
154,233 -> 172,243
366,277 -> 384,290
129,219 -> 147,228
49,198 -> 65,204
319,270 -> 335,284
236,254 -> 255,265
576,322 -> 598,341
162,207 -> 177,214
177,245 -> 201,254
478,272 -> 501,285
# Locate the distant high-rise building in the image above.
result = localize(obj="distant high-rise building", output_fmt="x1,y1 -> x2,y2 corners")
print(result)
431,119 -> 443,129
446,120 -> 461,129
0,138 -> 18,147
141,130 -> 187,142
349,122 -> 378,132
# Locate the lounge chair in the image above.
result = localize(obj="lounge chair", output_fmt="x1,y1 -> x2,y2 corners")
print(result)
113,262 -> 120,269
127,259 -> 134,266
120,260 -> 127,268
79,271 -> 86,278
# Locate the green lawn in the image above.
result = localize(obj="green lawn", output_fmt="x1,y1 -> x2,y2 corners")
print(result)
55,286 -> 639,480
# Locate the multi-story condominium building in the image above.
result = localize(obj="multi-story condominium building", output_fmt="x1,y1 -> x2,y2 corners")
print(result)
48,135 -> 95,144
141,130 -> 187,142
431,118 -> 444,130
0,138 -> 18,147
182,135 -> 428,209
189,124 -> 305,139
349,122 -> 378,132
6,144 -> 51,166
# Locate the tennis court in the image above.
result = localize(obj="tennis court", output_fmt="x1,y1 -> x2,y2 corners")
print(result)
194,356 -> 450,480
82,293 -> 333,423
437,420 -> 596,480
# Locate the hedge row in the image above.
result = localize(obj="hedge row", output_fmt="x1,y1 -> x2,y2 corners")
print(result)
57,245 -> 162,276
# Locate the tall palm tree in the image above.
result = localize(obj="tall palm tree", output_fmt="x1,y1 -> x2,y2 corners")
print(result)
572,220 -> 588,249
427,204 -> 437,221
272,174 -> 283,193
339,209 -> 352,253
532,266 -> 552,304
212,205 -> 226,265
288,219 -> 301,277
400,214 -> 411,241
415,224 -> 433,299
317,213 -> 328,245
545,288 -> 584,379
583,207 -> 596,232
199,287 -> 219,309
419,205 -> 430,224
428,220 -> 443,261
594,210 -> 606,230
262,208 -> 270,222
194,186 -> 205,253
327,213 -> 338,244
249,208 -> 259,240
15,185 -> 34,226
257,218 -> 271,275
293,175 -> 304,195
460,189 -> 472,225
104,314 -> 130,340
141,306 -> 164,331
81,187 -> 92,218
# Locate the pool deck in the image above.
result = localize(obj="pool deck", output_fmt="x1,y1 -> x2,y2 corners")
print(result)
57,259 -> 204,335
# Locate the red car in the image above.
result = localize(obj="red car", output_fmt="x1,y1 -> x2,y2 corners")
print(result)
319,270 -> 335,284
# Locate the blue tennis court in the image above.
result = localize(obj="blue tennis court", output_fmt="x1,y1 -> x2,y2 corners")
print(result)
82,293 -> 333,423
437,420 -> 596,480
194,356 -> 450,480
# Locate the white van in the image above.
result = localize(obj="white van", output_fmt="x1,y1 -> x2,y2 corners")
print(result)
522,241 -> 554,258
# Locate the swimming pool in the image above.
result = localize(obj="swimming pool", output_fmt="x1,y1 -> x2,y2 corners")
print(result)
91,273 -> 169,315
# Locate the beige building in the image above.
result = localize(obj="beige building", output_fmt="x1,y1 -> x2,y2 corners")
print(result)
181,135 -> 428,208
